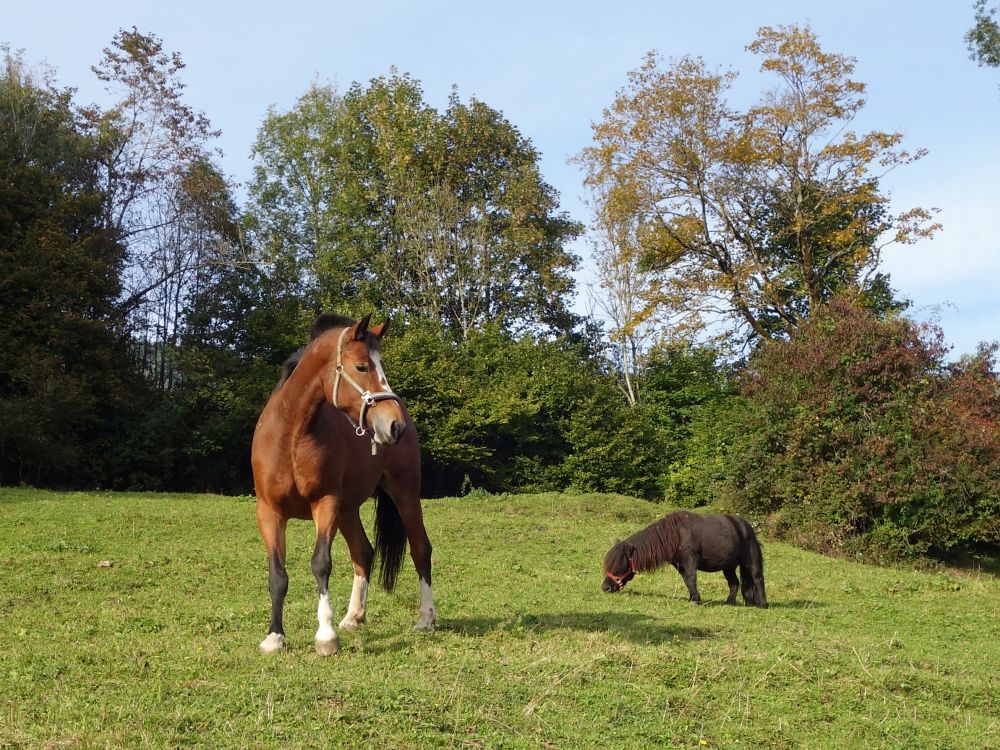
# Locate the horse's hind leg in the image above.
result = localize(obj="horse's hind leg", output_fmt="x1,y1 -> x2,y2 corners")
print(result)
723,568 -> 740,605
337,507 -> 374,630
740,558 -> 769,608
256,500 -> 289,653
311,498 -> 340,656
401,503 -> 435,630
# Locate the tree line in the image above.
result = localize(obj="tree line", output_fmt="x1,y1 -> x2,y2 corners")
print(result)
1,21 -> 997,563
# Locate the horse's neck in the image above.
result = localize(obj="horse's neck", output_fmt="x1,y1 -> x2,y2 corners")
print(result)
274,347 -> 331,442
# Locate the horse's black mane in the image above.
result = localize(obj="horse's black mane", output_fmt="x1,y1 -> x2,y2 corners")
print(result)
273,313 -> 357,391
311,313 -> 356,339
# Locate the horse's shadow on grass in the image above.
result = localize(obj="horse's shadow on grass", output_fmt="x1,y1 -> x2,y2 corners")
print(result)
436,610 -> 712,646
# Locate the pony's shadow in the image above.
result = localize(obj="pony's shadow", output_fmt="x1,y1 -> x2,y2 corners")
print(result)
623,587 -> 825,610
761,599 -> 824,610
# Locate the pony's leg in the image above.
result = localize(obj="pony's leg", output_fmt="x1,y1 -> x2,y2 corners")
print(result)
311,498 -> 340,656
395,499 -> 436,631
256,500 -> 289,653
337,509 -> 374,630
740,560 -> 769,608
754,574 -> 769,608
740,565 -> 755,605
678,558 -> 702,604
723,568 -> 740,605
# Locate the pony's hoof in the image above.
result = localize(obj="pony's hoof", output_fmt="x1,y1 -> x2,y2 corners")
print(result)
338,614 -> 365,630
315,637 -> 340,656
259,632 -> 286,654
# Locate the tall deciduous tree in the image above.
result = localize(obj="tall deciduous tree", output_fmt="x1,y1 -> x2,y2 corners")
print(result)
586,211 -> 653,406
0,49 -> 134,484
248,73 -> 582,338
967,0 -> 1000,68
579,25 -> 939,347
87,29 -> 239,386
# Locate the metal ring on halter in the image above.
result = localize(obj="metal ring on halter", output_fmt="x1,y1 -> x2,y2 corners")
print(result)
355,425 -> 366,437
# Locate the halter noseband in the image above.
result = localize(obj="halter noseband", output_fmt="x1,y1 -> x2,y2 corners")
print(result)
605,552 -> 637,591
331,326 -> 400,450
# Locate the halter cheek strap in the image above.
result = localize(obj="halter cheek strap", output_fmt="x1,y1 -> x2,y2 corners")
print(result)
331,327 -> 400,450
605,555 -> 637,591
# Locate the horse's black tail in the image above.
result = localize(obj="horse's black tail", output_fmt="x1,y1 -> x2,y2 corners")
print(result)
740,526 -> 769,609
374,486 -> 407,592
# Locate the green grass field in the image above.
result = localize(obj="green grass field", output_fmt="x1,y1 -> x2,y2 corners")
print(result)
1,488 -> 997,749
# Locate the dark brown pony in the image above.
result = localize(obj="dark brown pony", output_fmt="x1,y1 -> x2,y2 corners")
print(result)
602,511 -> 768,608
251,313 -> 434,655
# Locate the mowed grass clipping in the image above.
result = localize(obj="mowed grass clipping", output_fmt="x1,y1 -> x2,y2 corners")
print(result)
0,488 -> 997,750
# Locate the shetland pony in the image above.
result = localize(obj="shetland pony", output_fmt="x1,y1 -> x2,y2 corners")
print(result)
603,511 -> 768,607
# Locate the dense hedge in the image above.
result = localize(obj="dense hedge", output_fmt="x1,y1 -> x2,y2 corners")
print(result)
718,300 -> 1000,561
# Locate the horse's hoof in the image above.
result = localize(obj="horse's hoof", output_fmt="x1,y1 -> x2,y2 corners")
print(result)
315,637 -> 340,656
414,617 -> 436,632
259,632 -> 286,654
338,615 -> 365,630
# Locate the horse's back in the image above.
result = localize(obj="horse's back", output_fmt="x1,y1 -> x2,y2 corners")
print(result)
677,511 -> 754,571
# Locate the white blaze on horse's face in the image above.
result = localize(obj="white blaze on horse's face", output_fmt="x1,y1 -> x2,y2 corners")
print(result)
367,349 -> 405,445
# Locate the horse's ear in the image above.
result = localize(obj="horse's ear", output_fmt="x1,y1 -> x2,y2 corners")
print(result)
352,313 -> 373,341
370,317 -> 390,339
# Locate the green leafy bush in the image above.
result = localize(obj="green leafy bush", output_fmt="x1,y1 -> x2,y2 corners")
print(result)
723,300 -> 1000,561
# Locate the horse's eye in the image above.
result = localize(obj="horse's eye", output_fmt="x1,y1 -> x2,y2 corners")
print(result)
354,364 -> 369,373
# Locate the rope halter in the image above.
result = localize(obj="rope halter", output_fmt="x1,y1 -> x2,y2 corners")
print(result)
331,326 -> 400,451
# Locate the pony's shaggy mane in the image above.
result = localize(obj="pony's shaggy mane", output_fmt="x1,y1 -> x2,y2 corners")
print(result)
621,514 -> 682,573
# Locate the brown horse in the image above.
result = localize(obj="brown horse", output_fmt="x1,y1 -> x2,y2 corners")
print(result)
251,313 -> 434,655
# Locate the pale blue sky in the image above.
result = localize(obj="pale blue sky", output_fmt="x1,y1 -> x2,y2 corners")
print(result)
5,1 -> 998,356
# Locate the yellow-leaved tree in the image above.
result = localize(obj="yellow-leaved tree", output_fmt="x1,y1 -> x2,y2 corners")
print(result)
579,24 -> 940,348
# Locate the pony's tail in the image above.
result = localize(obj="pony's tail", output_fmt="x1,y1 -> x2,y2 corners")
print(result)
374,486 -> 407,592
741,527 -> 769,609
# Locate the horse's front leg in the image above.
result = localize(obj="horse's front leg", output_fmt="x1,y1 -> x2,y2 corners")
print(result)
256,500 -> 289,653
678,558 -> 702,604
723,568 -> 740,605
337,509 -> 373,630
311,498 -> 340,656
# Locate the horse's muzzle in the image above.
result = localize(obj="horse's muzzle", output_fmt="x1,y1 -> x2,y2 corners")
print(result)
371,406 -> 406,445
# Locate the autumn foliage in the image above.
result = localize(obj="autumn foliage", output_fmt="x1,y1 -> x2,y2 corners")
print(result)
725,299 -> 1000,561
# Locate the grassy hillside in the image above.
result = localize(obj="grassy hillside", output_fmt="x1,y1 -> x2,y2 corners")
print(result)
1,488 -> 997,749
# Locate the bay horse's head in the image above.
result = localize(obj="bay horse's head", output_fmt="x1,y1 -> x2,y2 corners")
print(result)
318,313 -> 407,446
602,540 -> 637,593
